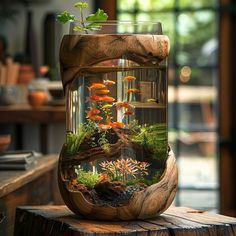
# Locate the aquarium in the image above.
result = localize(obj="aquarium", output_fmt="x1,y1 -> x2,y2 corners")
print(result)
58,21 -> 177,220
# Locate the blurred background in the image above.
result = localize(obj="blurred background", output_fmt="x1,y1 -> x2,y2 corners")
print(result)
0,0 -> 236,217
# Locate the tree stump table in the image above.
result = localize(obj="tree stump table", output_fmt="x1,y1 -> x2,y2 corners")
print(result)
14,205 -> 236,235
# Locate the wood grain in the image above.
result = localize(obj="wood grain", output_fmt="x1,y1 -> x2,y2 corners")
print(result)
14,205 -> 236,236
0,155 -> 58,198
60,34 -> 170,88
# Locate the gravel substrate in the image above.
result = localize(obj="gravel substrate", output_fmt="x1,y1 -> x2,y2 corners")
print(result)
90,184 -> 147,207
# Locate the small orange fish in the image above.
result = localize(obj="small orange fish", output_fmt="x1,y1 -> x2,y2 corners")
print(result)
100,96 -> 115,102
127,88 -> 140,93
110,121 -> 125,129
116,101 -> 133,109
88,83 -> 106,90
96,89 -> 110,95
124,111 -> 134,116
103,79 -> 116,85
98,124 -> 111,130
123,75 -> 136,81
89,115 -> 103,121
86,107 -> 100,118
86,95 -> 102,102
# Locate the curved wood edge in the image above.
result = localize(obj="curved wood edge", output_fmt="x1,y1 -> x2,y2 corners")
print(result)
58,149 -> 178,220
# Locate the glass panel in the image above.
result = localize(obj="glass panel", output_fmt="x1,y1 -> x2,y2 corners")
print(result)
176,11 -> 217,66
179,0 -> 217,8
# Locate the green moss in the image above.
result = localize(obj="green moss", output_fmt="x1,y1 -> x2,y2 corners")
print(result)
75,167 -> 100,188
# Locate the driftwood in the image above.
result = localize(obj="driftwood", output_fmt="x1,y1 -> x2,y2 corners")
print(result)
58,149 -> 178,220
60,34 -> 170,88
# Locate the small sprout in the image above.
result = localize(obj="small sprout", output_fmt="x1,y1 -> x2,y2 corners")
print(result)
57,1 -> 108,33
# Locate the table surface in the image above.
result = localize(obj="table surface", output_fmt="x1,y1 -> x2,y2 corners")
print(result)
14,205 -> 236,236
0,104 -> 65,123
0,154 -> 59,198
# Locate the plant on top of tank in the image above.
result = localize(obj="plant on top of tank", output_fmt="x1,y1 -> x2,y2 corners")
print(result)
57,1 -> 108,33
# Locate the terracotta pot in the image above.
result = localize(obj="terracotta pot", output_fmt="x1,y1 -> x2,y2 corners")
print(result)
28,91 -> 48,108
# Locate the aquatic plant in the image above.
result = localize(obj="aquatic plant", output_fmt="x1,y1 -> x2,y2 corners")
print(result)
65,121 -> 96,155
131,123 -> 167,159
75,167 -> 100,188
99,158 -> 150,183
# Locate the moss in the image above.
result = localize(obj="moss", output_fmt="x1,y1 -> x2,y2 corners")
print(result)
75,167 -> 100,189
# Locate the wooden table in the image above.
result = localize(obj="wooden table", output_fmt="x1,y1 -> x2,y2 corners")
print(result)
14,205 -> 236,235
0,154 -> 62,236
0,104 -> 65,153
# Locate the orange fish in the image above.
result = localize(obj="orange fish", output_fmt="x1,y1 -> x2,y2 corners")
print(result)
103,79 -> 116,85
89,115 -> 103,121
96,89 -> 110,95
124,111 -> 134,116
86,95 -> 102,102
116,101 -> 133,109
98,124 -> 111,130
123,75 -> 136,81
86,107 -> 100,118
127,88 -> 140,93
100,96 -> 115,102
110,121 -> 125,129
88,83 -> 107,90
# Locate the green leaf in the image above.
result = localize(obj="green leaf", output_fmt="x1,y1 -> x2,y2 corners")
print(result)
57,11 -> 75,24
86,8 -> 108,22
74,1 -> 89,9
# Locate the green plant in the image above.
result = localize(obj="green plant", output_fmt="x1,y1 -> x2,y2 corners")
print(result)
100,158 -> 150,183
57,1 -> 108,33
75,167 -> 100,188
65,131 -> 86,155
65,121 -> 97,155
98,130 -> 110,153
131,123 -> 168,159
